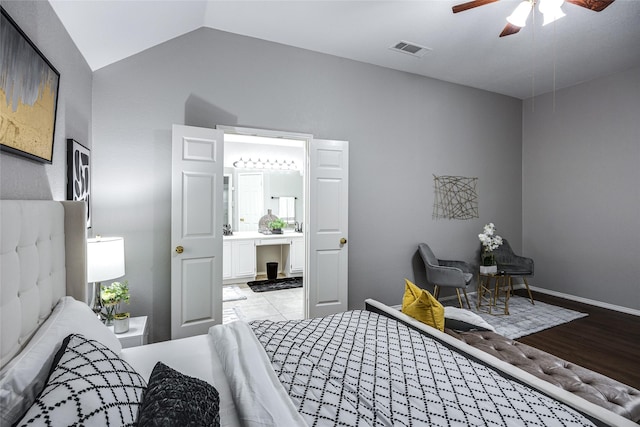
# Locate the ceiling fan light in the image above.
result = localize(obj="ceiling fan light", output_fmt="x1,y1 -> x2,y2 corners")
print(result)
539,0 -> 564,12
507,1 -> 532,28
542,5 -> 566,25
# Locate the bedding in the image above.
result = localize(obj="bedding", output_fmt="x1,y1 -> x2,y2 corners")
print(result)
210,321 -> 307,426
122,334 -> 242,427
0,297 -> 121,426
443,306 -> 496,332
16,334 -> 145,427
392,303 -> 496,332
401,278 -> 445,331
4,297 -> 637,427
247,309 -> 601,426
137,362 -> 220,427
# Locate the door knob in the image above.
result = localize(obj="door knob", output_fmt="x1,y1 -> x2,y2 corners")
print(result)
340,238 -> 347,245
175,245 -> 184,254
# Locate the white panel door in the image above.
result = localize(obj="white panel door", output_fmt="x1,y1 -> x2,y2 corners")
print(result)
237,172 -> 263,231
171,125 -> 224,339
307,139 -> 349,318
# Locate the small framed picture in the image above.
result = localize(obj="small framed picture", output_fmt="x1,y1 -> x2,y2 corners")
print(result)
67,139 -> 91,228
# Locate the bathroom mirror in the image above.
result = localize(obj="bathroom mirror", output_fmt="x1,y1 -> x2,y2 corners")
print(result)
223,174 -> 232,227
224,136 -> 304,232
225,167 -> 302,231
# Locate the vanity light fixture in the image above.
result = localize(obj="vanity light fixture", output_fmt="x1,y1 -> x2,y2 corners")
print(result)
233,157 -> 298,171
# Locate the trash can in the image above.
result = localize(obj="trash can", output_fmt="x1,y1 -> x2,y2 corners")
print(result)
266,262 -> 278,280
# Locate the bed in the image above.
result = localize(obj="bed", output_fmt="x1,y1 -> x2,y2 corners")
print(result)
0,200 -> 636,427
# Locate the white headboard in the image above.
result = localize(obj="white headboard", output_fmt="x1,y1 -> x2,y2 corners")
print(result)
0,200 -> 87,369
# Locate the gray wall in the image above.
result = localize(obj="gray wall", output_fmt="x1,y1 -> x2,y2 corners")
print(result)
0,1 -> 92,200
523,67 -> 640,310
3,0 -> 636,345
92,28 -> 522,342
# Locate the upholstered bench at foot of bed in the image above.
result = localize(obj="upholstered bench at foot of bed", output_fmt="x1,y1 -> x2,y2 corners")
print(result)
447,329 -> 640,422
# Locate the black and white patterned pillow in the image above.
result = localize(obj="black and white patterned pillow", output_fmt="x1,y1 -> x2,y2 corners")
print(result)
137,362 -> 220,427
16,334 -> 146,427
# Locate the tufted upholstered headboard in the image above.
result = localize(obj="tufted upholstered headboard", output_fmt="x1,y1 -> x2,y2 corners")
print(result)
0,200 -> 87,369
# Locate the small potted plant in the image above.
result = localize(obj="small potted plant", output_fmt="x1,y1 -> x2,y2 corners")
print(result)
478,223 -> 503,274
101,281 -> 130,333
268,218 -> 287,234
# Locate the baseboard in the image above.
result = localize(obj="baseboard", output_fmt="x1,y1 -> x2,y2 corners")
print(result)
435,286 -> 640,317
437,294 -> 464,303
522,284 -> 640,317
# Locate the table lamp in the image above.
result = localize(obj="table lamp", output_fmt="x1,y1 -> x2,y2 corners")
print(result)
87,236 -> 125,321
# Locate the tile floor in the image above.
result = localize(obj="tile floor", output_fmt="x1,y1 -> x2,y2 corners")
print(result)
222,282 -> 304,324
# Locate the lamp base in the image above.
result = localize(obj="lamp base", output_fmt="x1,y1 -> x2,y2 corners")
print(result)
91,282 -> 105,321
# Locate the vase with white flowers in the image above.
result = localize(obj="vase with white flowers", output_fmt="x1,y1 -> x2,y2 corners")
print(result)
101,281 -> 130,332
478,223 -> 503,274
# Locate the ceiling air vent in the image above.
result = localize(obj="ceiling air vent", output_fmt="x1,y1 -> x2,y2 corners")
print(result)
390,41 -> 432,58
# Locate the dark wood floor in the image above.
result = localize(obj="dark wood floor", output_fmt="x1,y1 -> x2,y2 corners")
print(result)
513,289 -> 640,390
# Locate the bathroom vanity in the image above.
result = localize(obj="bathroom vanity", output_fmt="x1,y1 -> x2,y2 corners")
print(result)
223,231 -> 304,283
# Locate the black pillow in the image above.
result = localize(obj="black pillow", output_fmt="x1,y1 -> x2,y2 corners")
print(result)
16,334 -> 146,427
137,362 -> 220,427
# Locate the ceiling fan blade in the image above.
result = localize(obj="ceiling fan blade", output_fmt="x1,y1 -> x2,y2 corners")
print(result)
499,22 -> 522,37
565,0 -> 615,12
452,0 -> 500,14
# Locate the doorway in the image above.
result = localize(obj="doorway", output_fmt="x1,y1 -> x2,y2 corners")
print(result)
171,125 -> 348,338
220,130 -> 306,323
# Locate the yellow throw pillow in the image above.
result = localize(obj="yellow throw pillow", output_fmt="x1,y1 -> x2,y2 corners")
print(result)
401,279 -> 445,331
402,278 -> 423,308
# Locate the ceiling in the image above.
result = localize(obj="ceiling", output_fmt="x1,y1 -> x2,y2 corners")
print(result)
48,0 -> 640,99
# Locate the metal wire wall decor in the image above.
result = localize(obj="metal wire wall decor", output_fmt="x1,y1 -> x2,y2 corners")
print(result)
432,175 -> 479,220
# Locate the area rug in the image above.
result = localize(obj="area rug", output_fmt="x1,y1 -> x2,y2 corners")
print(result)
247,277 -> 303,293
445,295 -> 588,339
222,307 -> 245,324
222,286 -> 247,302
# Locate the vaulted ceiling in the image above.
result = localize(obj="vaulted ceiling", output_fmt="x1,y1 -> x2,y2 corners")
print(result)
49,0 -> 640,99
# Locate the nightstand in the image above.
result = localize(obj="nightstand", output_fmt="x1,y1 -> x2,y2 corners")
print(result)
108,316 -> 149,348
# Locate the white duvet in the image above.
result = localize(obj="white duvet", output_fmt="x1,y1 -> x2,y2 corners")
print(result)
209,321 -> 307,427
207,304 -> 635,427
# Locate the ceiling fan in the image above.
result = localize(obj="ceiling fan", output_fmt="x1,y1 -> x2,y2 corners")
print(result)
452,0 -> 615,37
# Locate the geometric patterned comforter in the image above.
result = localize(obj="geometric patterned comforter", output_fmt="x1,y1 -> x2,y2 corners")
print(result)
251,310 -> 596,427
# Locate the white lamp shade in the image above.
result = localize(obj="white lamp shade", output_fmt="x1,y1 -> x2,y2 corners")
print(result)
87,237 -> 125,282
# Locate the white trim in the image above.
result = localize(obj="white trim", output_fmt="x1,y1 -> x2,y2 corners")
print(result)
526,285 -> 640,317
216,125 -> 313,145
446,284 -> 640,317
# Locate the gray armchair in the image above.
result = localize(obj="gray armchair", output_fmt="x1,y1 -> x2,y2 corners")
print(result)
418,243 -> 473,309
492,238 -> 535,304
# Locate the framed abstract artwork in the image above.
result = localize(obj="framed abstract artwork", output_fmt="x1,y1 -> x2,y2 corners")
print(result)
67,139 -> 91,228
0,6 -> 60,163
432,174 -> 479,220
